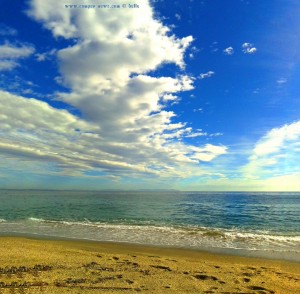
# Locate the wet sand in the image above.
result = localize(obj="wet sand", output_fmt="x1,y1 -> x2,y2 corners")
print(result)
0,237 -> 299,293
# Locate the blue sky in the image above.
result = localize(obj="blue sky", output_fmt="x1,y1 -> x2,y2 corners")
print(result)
0,0 -> 300,190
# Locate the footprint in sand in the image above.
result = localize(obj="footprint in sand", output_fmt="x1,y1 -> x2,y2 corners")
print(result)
166,258 -> 177,262
203,288 -> 218,294
248,285 -> 275,294
150,265 -> 172,271
193,274 -> 218,281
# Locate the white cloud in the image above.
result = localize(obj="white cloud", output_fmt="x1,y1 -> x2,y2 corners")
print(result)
260,173 -> 300,191
243,120 -> 300,179
0,42 -> 35,59
242,42 -> 257,54
0,60 -> 18,71
210,42 -> 218,53
193,108 -> 203,112
247,48 -> 257,54
277,77 -> 287,85
190,46 -> 200,54
0,90 -> 227,179
27,0 -> 196,131
0,24 -> 17,36
35,48 -> 57,62
210,132 -> 223,137
1,0 -> 227,180
223,46 -> 234,55
175,13 -> 181,20
199,71 -> 215,79
185,132 -> 207,138
189,144 -> 227,162
253,121 -> 300,156
162,94 -> 178,101
185,172 -> 300,191
0,74 -> 39,97
0,42 -> 35,71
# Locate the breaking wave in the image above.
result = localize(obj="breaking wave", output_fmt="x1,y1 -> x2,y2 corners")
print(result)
0,217 -> 298,261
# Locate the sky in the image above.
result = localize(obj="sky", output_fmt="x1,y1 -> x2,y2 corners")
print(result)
0,0 -> 300,191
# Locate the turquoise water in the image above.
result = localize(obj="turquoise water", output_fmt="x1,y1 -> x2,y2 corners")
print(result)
0,190 -> 299,261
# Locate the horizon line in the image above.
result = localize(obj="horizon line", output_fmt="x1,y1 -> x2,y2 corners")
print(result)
0,189 -> 299,193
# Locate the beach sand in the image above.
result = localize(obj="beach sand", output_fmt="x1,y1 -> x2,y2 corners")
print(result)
0,237 -> 299,293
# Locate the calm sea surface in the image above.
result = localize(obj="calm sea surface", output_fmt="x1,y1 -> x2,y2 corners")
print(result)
0,190 -> 299,261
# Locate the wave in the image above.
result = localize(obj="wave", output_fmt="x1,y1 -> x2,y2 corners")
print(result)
0,217 -> 297,261
22,217 -> 300,244
0,217 -> 300,261
28,217 -> 45,222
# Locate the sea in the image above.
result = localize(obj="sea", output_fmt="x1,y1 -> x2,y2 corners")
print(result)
0,190 -> 299,262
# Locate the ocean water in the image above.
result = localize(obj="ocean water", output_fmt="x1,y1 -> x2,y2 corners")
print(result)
0,190 -> 299,261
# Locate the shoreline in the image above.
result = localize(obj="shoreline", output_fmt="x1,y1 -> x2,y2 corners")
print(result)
0,236 -> 299,293
1,231 -> 299,263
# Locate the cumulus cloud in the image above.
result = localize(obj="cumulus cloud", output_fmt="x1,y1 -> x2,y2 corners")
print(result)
242,42 -> 257,54
199,71 -> 215,79
0,42 -> 35,71
223,46 -> 234,55
0,0 -> 228,180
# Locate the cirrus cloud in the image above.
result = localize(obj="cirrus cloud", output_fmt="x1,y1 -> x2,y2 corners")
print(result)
243,120 -> 300,179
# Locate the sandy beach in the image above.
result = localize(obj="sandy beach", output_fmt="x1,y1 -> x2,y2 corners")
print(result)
0,237 -> 298,293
